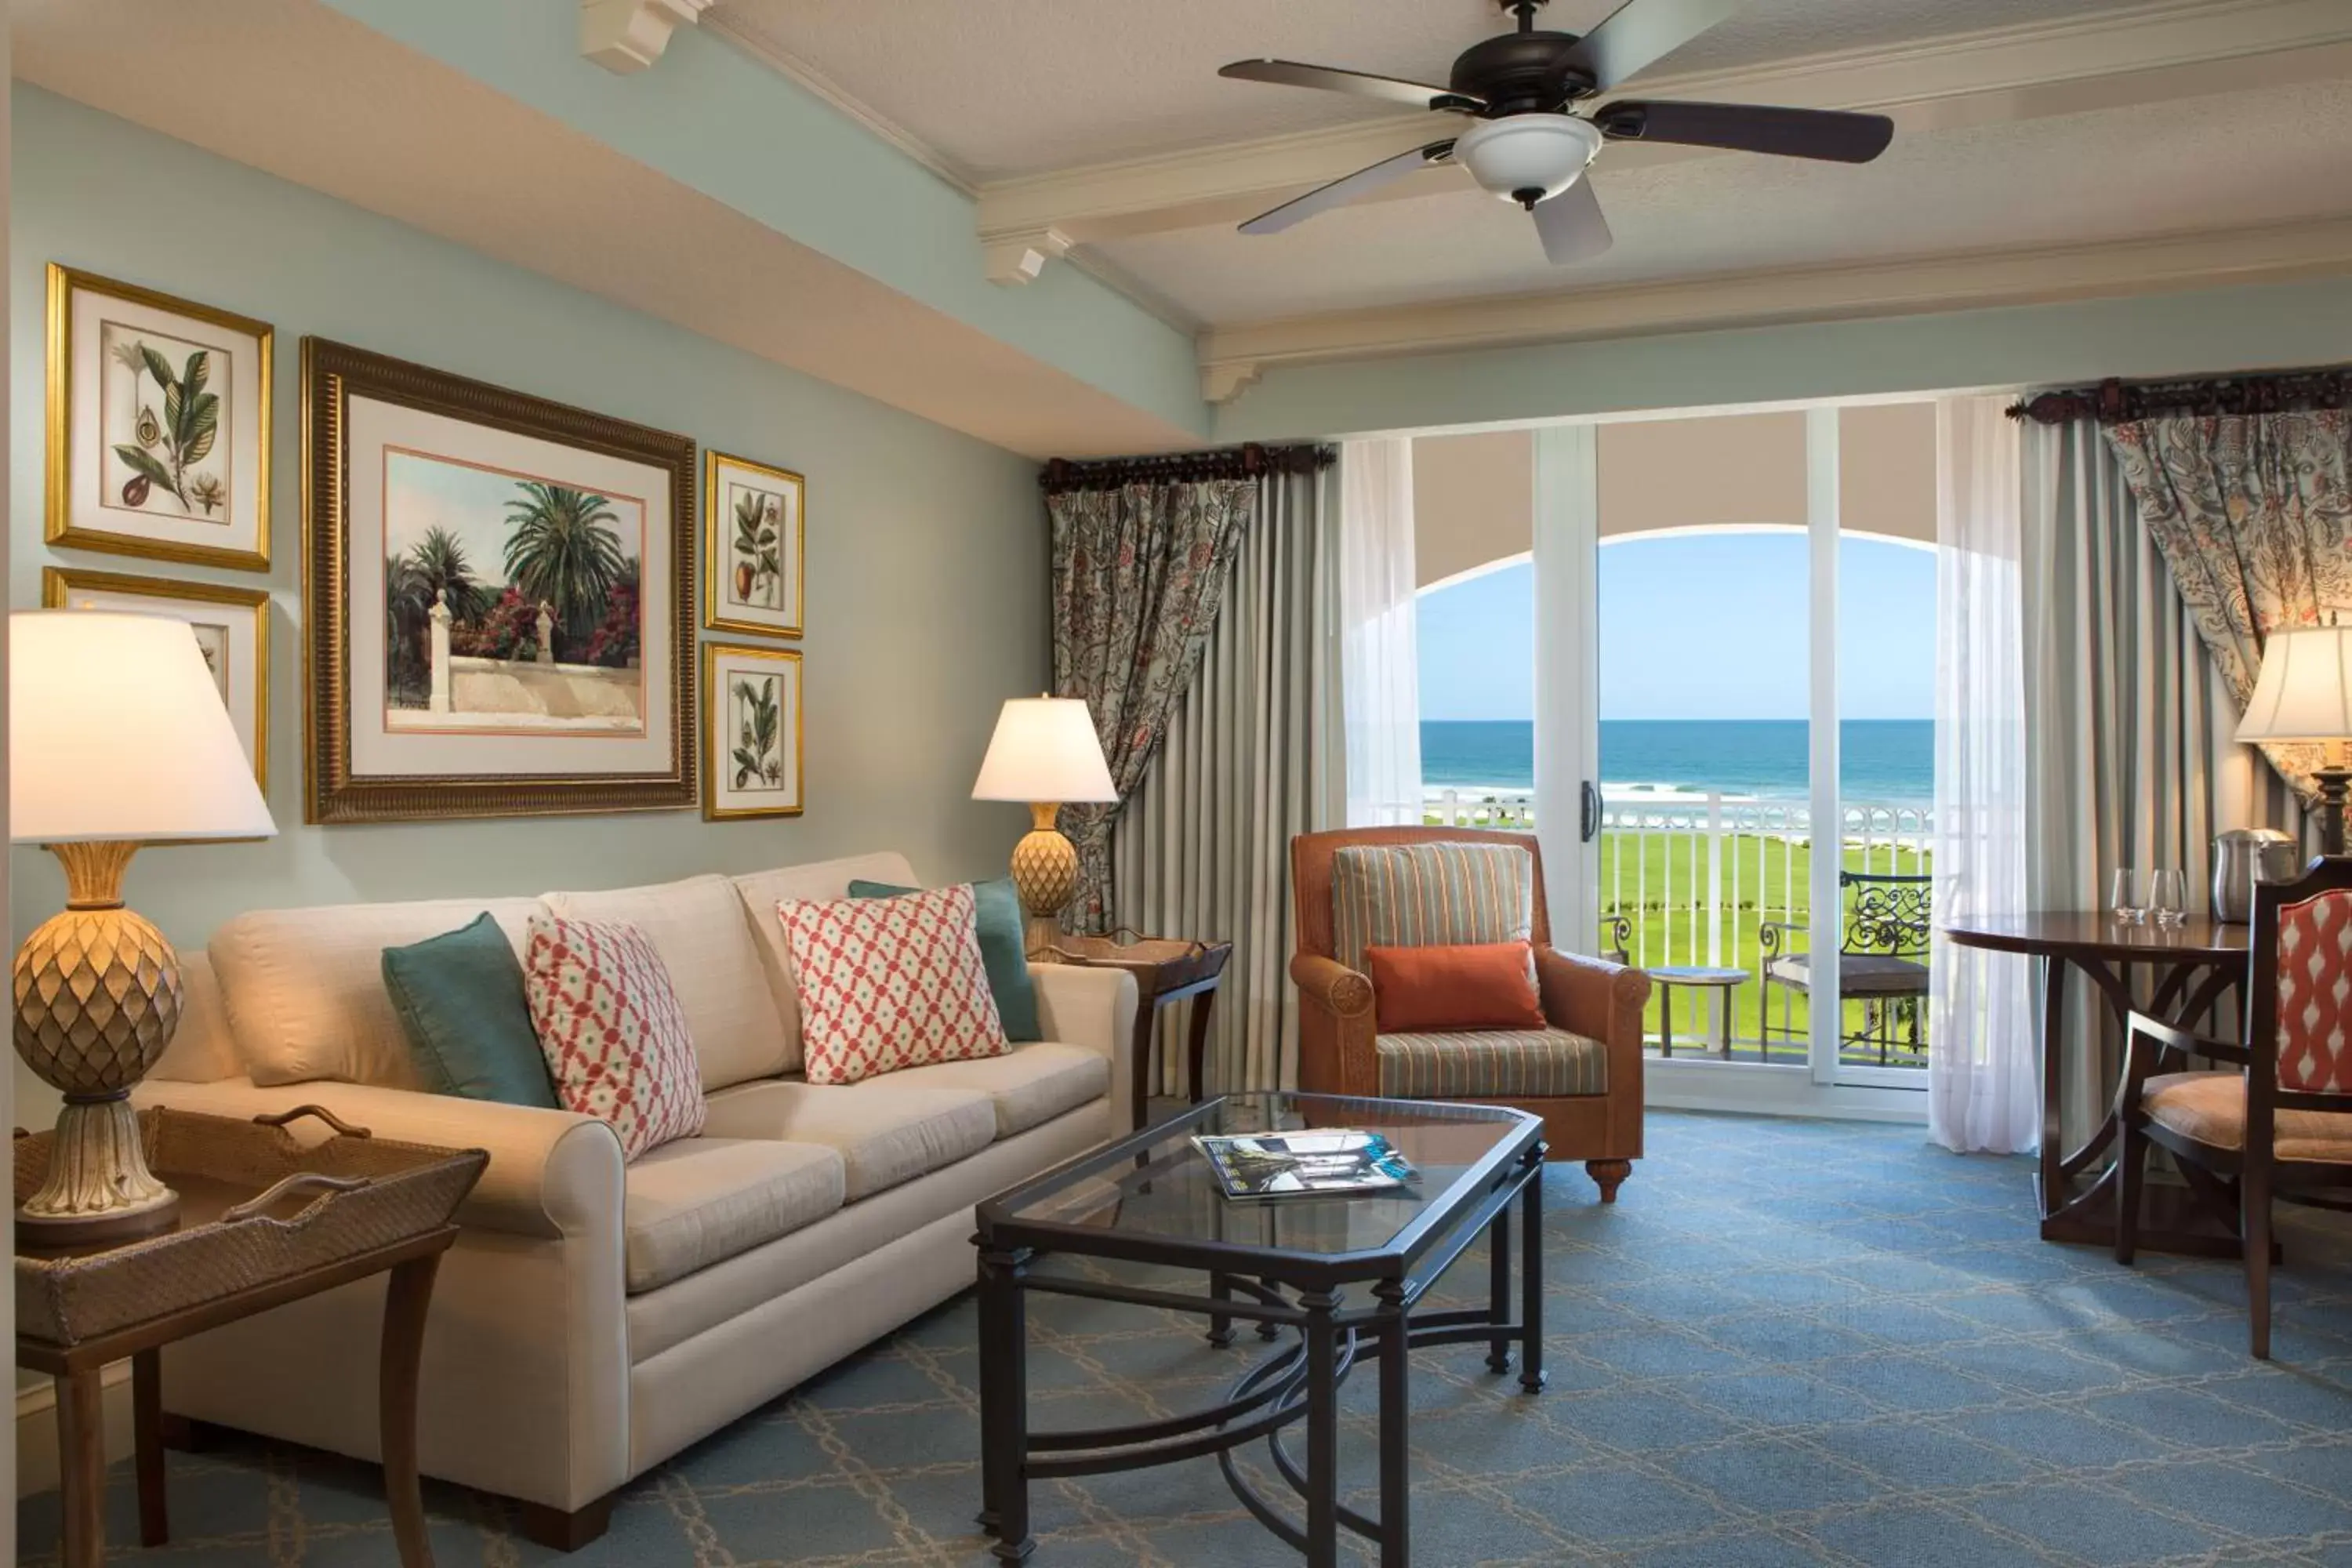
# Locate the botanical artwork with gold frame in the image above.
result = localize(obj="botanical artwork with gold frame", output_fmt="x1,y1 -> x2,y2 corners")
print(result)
46,264 -> 274,571
702,641 -> 803,820
303,337 -> 696,824
42,566 -> 270,790
702,450 -> 804,639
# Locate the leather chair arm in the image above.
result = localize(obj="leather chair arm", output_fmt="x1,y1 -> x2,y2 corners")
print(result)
1535,946 -> 1650,1045
1290,953 -> 1374,1021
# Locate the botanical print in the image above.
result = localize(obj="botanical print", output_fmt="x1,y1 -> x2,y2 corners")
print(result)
702,642 -> 801,820
381,448 -> 648,737
730,673 -> 786,792
49,267 -> 271,571
189,621 -> 231,702
703,451 -> 803,638
728,481 -> 788,612
101,320 -> 230,522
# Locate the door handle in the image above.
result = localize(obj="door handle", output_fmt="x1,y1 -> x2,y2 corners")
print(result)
1580,781 -> 1602,844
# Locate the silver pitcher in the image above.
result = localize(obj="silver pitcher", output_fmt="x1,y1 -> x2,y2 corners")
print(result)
2212,828 -> 2300,923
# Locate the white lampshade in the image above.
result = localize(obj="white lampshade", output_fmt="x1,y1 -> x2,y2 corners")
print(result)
2238,625 -> 2352,743
971,696 -> 1118,804
10,610 -> 277,843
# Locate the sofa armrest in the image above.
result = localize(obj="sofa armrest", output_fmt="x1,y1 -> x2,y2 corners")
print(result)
1030,964 -> 1139,1121
132,1076 -> 625,1242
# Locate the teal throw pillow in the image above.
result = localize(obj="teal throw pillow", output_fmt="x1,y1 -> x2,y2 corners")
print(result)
382,913 -> 561,1108
848,877 -> 1042,1043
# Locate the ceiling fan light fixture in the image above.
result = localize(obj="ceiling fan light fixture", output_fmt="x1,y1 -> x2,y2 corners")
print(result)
1454,114 -> 1602,205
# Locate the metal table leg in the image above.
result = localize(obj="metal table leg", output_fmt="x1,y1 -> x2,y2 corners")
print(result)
977,1245 -> 1035,1563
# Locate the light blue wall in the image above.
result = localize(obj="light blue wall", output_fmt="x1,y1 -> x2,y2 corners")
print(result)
320,0 -> 1208,441
1214,277 -> 2352,441
9,88 -> 1050,964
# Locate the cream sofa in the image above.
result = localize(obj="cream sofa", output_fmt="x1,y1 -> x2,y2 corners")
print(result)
132,851 -> 1137,1548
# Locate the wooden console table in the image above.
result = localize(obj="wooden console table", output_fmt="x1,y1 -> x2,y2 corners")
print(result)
1944,913 -> 2249,1257
1043,936 -> 1232,1132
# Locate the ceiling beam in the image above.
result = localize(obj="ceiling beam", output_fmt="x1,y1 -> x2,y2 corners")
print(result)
978,0 -> 2352,276
1196,217 -> 2352,401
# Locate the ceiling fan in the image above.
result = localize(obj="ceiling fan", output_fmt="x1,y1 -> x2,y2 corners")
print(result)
1218,0 -> 1895,263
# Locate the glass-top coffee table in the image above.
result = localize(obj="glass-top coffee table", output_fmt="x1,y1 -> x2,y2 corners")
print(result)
973,1092 -> 1547,1567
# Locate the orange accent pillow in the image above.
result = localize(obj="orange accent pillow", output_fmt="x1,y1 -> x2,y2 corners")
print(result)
1364,942 -> 1546,1035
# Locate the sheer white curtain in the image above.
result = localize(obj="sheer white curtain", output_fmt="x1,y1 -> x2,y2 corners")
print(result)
1929,396 -> 2039,1154
1339,438 -> 1424,826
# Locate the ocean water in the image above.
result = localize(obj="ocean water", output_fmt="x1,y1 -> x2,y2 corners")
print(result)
1421,719 -> 1933,807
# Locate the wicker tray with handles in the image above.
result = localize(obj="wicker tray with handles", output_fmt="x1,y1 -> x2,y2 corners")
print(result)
14,1105 -> 488,1348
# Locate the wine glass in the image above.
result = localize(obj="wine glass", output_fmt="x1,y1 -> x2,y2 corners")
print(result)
2150,869 -> 2189,928
2111,868 -> 2147,924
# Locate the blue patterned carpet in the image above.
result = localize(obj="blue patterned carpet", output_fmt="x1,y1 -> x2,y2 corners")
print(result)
22,1110 -> 2352,1566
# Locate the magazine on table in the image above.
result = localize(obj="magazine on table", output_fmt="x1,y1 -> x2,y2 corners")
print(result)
1192,1129 -> 1417,1201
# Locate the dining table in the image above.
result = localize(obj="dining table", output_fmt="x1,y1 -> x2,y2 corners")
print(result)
1941,912 -> 2254,1258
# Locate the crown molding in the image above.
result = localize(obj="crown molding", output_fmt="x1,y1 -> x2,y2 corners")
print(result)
579,0 -> 717,74
1197,218 -> 2352,401
700,9 -> 982,192
976,0 -> 2352,263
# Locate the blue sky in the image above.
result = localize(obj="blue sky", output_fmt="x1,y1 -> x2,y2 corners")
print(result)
1417,532 -> 1936,721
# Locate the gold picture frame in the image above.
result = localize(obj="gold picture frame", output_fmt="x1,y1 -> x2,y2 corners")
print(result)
42,565 -> 270,791
303,336 -> 697,824
702,449 -> 804,639
46,264 -> 274,571
702,641 -> 804,820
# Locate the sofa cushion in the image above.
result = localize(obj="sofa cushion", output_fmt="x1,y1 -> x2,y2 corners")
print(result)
701,1080 -> 996,1200
850,877 -> 1042,1043
1365,942 -> 1546,1035
1330,843 -> 1536,974
543,874 -> 785,1092
383,913 -> 559,1108
209,897 -> 542,1087
873,1043 -> 1108,1138
779,884 -> 1009,1085
622,1138 -> 846,1294
524,915 -> 707,1161
733,852 -> 919,1074
1376,1028 -> 1607,1098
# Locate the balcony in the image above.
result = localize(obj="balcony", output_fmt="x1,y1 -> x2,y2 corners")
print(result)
1425,788 -> 1934,1067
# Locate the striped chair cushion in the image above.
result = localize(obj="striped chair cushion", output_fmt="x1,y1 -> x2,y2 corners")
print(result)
1376,1029 -> 1607,1099
1330,843 -> 1535,975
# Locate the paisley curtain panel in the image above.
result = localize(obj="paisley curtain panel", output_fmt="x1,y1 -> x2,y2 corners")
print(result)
2106,411 -> 2352,799
1048,477 -> 1255,932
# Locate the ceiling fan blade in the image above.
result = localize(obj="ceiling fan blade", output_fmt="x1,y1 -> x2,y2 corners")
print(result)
1533,178 -> 1614,265
1219,60 -> 1483,112
1240,140 -> 1457,236
1564,0 -> 1744,90
1597,100 -> 1894,162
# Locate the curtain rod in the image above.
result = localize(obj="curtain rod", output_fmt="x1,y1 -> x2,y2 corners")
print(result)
2005,367 -> 2352,425
1039,442 -> 1334,494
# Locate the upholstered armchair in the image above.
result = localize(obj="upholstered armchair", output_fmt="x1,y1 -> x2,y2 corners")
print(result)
1289,827 -> 1649,1201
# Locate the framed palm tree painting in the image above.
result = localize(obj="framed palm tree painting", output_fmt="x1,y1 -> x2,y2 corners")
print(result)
301,338 -> 695,823
702,642 -> 803,820
703,450 -> 803,637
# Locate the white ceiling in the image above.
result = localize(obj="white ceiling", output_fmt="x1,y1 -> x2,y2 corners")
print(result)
719,0 -> 2156,181
1094,78 -> 2352,322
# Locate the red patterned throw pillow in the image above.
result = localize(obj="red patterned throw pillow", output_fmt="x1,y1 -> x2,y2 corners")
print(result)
777,884 -> 1009,1085
523,913 -> 706,1160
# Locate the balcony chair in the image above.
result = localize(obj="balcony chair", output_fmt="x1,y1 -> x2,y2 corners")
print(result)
1288,827 -> 1650,1202
1758,870 -> 1931,1063
2116,854 -> 2352,1358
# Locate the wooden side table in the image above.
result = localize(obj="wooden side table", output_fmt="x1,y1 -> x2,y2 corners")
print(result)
20,1226 -> 458,1568
1043,936 -> 1232,1131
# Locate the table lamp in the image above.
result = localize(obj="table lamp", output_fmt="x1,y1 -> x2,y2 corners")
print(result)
2238,622 -> 2352,855
11,610 -> 277,1243
971,696 -> 1118,949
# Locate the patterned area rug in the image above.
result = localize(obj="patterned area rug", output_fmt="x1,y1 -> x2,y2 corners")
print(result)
20,1111 -> 2352,1566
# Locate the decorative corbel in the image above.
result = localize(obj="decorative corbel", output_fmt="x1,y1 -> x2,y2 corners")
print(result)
1200,361 -> 1262,405
982,228 -> 1073,287
580,0 -> 717,74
